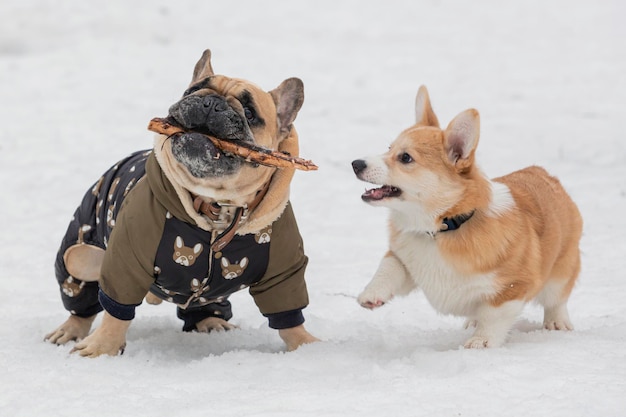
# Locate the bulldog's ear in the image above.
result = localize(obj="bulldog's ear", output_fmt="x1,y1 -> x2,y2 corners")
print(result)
191,49 -> 215,84
270,78 -> 304,137
415,85 -> 440,128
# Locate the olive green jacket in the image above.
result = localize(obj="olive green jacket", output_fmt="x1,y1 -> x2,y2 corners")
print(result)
88,152 -> 309,328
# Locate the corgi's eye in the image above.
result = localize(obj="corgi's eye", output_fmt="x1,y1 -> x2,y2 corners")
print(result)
399,153 -> 413,164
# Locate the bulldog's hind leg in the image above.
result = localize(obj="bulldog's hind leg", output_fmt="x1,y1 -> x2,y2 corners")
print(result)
195,317 -> 238,332
45,314 -> 97,345
48,211 -> 105,345
46,244 -> 106,345
538,278 -> 576,331
47,242 -> 104,346
177,299 -> 235,332
63,243 -> 105,282
145,292 -> 163,305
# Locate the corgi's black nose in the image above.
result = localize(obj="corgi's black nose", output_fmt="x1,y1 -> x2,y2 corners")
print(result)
352,159 -> 367,175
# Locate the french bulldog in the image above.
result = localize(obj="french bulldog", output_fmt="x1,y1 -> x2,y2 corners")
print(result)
45,49 -> 319,357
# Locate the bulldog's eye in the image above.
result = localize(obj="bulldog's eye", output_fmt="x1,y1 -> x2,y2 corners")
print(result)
183,86 -> 200,97
399,152 -> 413,164
182,77 -> 212,97
243,107 -> 255,122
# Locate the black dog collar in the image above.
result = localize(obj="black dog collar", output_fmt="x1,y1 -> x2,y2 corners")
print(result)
440,210 -> 475,232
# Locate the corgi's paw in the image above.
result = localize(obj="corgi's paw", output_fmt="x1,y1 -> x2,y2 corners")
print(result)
543,306 -> 573,331
544,318 -> 574,331
357,286 -> 393,309
463,319 -> 478,329
359,299 -> 386,309
464,332 -> 507,349
463,336 -> 491,349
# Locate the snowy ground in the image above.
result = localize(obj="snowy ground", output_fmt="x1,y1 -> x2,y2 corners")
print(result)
1,1 -> 625,416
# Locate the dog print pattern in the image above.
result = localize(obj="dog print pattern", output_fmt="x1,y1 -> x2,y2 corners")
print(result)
173,236 -> 203,266
55,150 -> 275,329
150,213 -> 270,309
54,150 -> 150,316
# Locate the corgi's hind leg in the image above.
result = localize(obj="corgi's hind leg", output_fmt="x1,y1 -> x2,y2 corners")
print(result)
538,279 -> 576,330
464,300 -> 525,348
539,247 -> 580,331
543,304 -> 573,331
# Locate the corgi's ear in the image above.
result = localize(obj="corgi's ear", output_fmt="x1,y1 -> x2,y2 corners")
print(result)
444,109 -> 480,170
415,85 -> 440,128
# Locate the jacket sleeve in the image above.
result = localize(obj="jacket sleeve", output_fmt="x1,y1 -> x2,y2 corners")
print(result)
248,202 -> 310,328
98,180 -> 164,319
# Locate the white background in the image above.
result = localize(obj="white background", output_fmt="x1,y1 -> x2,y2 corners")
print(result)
1,1 -> 624,416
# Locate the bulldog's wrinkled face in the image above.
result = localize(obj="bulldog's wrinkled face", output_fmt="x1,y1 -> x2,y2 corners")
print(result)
156,49 -> 304,200
167,76 -> 275,180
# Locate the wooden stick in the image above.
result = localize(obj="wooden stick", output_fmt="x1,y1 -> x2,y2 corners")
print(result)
147,117 -> 318,171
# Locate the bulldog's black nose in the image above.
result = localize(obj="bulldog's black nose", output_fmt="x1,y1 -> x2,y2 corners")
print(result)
168,94 -> 248,141
169,94 -> 232,129
352,159 -> 367,175
202,95 -> 229,113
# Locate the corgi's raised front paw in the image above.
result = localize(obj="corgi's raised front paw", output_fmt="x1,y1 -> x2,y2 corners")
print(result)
359,299 -> 385,309
357,288 -> 392,309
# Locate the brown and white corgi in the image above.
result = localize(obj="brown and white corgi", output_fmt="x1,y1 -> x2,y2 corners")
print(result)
352,86 -> 582,348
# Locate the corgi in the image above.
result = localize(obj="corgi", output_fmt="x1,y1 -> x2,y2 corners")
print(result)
351,86 -> 582,348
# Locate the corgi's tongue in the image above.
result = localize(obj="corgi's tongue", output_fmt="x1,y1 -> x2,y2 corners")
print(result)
362,185 -> 401,201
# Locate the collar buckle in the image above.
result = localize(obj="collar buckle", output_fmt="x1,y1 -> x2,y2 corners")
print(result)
191,181 -> 270,250
211,202 -> 250,225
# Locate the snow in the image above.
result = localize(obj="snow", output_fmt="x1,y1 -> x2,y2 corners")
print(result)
1,0 -> 625,416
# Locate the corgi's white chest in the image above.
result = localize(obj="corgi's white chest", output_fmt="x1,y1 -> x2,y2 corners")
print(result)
391,232 -> 496,316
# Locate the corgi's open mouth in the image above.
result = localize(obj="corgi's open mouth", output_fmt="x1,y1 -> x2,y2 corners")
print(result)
362,185 -> 402,201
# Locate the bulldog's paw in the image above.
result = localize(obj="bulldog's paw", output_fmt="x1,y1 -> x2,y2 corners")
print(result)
279,325 -> 320,351
144,292 -> 163,305
44,315 -> 96,345
70,330 -> 127,357
195,317 -> 238,333
69,312 -> 130,358
357,286 -> 393,310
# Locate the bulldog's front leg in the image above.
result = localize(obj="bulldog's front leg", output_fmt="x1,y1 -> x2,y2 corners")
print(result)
279,325 -> 320,351
71,311 -> 130,357
357,251 -> 415,309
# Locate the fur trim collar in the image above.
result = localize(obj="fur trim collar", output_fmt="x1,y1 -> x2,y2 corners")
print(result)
152,130 -> 298,234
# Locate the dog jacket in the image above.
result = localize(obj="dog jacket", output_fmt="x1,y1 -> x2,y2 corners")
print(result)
55,150 -> 309,331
